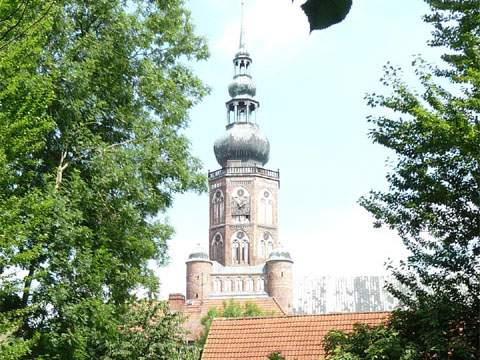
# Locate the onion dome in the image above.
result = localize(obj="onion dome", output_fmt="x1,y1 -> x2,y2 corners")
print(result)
228,75 -> 256,98
267,245 -> 293,263
186,244 -> 211,263
214,123 -> 269,167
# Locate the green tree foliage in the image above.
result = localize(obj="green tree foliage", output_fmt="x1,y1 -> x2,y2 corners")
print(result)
325,324 -> 418,360
103,301 -> 200,360
267,351 -> 286,360
198,300 -> 269,347
0,0 -> 55,52
326,1 -> 480,359
0,0 -> 208,358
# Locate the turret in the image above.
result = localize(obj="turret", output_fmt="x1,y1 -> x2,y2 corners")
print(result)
266,247 -> 294,314
186,245 -> 212,300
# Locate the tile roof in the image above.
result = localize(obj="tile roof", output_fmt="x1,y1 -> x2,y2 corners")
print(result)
170,297 -> 285,341
202,311 -> 390,360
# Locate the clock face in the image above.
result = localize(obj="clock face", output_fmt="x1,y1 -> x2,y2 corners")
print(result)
231,187 -> 250,216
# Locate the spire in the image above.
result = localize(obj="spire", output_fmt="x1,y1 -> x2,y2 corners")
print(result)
239,0 -> 246,51
213,0 -> 270,168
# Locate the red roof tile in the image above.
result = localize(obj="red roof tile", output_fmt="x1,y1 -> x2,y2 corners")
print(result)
202,311 -> 390,360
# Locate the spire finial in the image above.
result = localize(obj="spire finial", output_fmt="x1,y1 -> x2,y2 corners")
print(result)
239,0 -> 246,50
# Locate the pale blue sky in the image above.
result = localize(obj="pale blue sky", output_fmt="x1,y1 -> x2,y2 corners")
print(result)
156,0 -> 443,298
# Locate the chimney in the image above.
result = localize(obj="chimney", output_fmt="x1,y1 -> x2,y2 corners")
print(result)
168,293 -> 186,311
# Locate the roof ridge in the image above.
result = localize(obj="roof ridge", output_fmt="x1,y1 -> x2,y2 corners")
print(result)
213,310 -> 391,322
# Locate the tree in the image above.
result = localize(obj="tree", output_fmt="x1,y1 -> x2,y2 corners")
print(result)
0,0 -> 208,358
324,324 -> 417,360
326,1 -> 480,359
103,301 -> 200,360
0,1 -> 55,52
198,300 -> 270,348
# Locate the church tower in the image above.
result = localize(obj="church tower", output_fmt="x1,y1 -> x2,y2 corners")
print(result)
185,0 -> 293,314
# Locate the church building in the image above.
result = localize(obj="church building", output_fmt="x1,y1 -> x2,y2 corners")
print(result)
168,1 -> 294,334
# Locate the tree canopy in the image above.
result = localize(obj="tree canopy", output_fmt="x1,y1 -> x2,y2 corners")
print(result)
327,1 -> 480,359
0,0 -> 208,358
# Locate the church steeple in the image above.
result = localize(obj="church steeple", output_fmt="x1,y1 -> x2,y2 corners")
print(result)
213,0 -> 270,168
185,1 -> 293,313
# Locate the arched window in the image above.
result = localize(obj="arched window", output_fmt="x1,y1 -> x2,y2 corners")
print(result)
211,233 -> 223,261
212,190 -> 224,225
267,240 -> 274,257
261,232 -> 273,258
231,231 -> 249,264
258,190 -> 273,225
241,240 -> 249,263
238,107 -> 246,122
231,187 -> 250,224
232,241 -> 240,264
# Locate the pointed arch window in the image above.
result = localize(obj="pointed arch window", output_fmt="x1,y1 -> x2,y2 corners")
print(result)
212,190 -> 225,225
267,240 -> 274,257
232,241 -> 240,264
259,190 -> 273,225
241,240 -> 249,263
232,231 -> 249,264
260,232 -> 274,258
211,233 -> 223,261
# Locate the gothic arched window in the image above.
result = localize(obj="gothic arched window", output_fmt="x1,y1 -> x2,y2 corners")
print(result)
212,190 -> 225,225
231,231 -> 249,264
260,232 -> 273,259
258,190 -> 273,225
241,240 -> 249,263
211,233 -> 223,261
232,241 -> 240,264
267,240 -> 274,257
